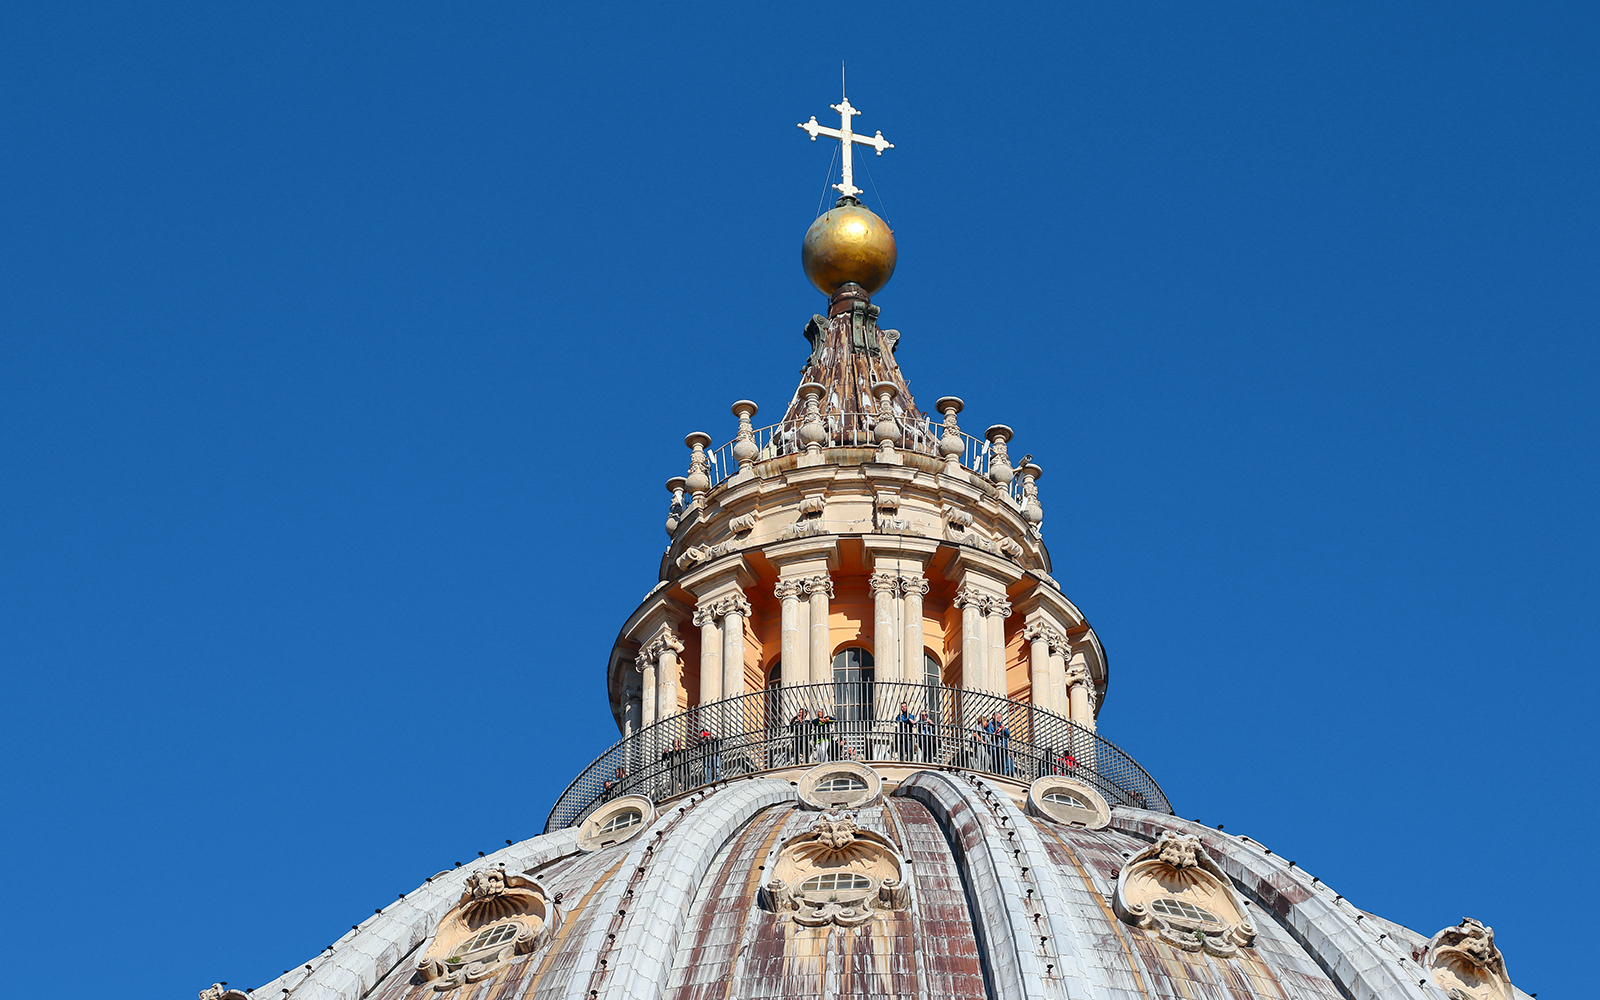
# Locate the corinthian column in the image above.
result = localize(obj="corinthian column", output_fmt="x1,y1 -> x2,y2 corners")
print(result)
1023,622 -> 1054,711
985,596 -> 1012,697
953,585 -> 987,692
641,626 -> 684,723
900,576 -> 930,690
721,593 -> 752,702
775,578 -> 809,689
636,653 -> 657,731
693,604 -> 721,706
869,572 -> 900,683
1066,653 -> 1096,732
805,574 -> 834,687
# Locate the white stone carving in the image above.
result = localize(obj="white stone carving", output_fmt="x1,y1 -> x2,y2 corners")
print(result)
1114,831 -> 1256,957
760,810 -> 908,928
1425,918 -> 1513,1000
415,868 -> 557,991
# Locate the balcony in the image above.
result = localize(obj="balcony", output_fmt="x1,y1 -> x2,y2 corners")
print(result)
544,680 -> 1171,833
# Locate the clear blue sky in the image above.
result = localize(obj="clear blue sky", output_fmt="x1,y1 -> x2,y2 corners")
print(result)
2,3 -> 1594,997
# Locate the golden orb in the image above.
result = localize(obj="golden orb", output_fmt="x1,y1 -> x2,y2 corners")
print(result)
801,202 -> 897,296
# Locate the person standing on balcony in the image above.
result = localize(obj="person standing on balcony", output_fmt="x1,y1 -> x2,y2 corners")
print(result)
991,713 -> 1013,777
789,708 -> 809,766
694,722 -> 722,782
812,708 -> 834,762
917,709 -> 938,764
894,701 -> 917,761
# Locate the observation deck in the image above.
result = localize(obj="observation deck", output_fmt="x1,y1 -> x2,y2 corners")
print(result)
547,680 -> 1170,833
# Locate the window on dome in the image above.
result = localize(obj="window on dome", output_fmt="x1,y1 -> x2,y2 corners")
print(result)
600,809 -> 642,834
799,871 -> 872,893
815,773 -> 868,793
1043,790 -> 1089,809
453,922 -> 521,959
1149,897 -> 1223,928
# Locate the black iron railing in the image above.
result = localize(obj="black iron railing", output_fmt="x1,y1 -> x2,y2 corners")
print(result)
544,681 -> 1170,832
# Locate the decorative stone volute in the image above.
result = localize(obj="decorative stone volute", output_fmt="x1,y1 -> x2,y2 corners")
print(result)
1424,918 -> 1513,1000
1114,831 -> 1256,957
684,432 -> 712,501
731,400 -> 759,473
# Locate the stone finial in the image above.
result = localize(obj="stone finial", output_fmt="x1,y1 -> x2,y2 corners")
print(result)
935,396 -> 965,475
684,432 -> 712,501
797,382 -> 827,459
871,381 -> 901,459
985,424 -> 1015,486
1019,462 -> 1043,533
731,400 -> 759,474
664,476 -> 687,536
1155,831 -> 1201,869
466,866 -> 510,900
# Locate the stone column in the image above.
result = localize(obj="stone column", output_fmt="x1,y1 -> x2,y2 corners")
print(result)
1066,656 -> 1095,731
775,578 -> 809,691
644,627 -> 684,723
805,574 -> 833,688
900,576 -> 930,693
869,572 -> 900,683
721,593 -> 752,703
637,655 -> 657,731
693,605 -> 721,707
985,596 -> 1012,697
1024,622 -> 1052,711
953,585 -> 987,692
1047,640 -> 1068,717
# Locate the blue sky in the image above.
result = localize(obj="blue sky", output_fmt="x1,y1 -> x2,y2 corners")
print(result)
2,3 -> 1594,997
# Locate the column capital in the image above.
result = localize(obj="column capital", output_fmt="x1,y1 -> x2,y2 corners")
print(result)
952,583 -> 988,610
898,575 -> 930,598
868,571 -> 901,597
774,578 -> 807,600
801,574 -> 834,598
982,596 -> 1013,619
1022,620 -> 1066,649
639,626 -> 684,663
712,593 -> 752,619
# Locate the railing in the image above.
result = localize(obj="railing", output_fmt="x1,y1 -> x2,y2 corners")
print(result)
544,681 -> 1170,832
703,416 -> 1025,506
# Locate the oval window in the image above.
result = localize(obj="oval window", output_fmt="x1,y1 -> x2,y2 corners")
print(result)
816,774 -> 868,793
600,809 -> 642,834
799,871 -> 872,893
1043,790 -> 1089,809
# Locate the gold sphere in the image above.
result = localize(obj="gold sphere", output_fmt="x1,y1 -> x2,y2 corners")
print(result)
801,202 -> 896,296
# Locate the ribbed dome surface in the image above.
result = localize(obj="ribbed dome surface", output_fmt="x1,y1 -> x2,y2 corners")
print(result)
248,769 -> 1469,1000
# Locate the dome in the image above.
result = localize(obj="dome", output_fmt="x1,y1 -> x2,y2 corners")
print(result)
802,200 -> 896,295
243,768 -> 1509,1000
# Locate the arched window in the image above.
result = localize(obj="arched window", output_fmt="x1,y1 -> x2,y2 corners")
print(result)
600,809 -> 642,835
1043,790 -> 1090,809
1149,897 -> 1224,929
923,652 -> 943,723
799,871 -> 872,894
832,647 -> 874,723
451,922 -> 522,962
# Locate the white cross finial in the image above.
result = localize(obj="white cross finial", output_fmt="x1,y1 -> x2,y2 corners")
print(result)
798,76 -> 893,200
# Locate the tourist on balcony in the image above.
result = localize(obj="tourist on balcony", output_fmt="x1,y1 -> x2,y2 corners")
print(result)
893,701 -> 917,761
788,708 -> 809,766
664,737 -> 690,793
693,722 -> 722,782
812,708 -> 835,762
917,709 -> 938,764
990,713 -> 1013,776
602,765 -> 627,801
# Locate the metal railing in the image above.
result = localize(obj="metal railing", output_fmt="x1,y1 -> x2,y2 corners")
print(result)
703,416 -> 1026,506
544,680 -> 1170,832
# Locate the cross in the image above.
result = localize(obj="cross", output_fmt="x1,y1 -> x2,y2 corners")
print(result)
798,85 -> 893,200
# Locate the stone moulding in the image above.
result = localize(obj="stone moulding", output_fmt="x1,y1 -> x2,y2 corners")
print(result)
795,760 -> 883,810
1113,830 -> 1256,957
1424,918 -> 1513,1000
759,811 -> 909,927
1025,775 -> 1110,830
413,867 -> 558,992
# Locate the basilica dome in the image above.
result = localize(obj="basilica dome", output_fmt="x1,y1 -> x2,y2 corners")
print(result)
210,94 -> 1528,1000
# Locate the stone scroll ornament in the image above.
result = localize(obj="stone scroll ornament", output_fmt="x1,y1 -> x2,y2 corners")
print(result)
1423,918 -> 1513,1000
1113,831 -> 1256,957
760,812 -> 909,928
414,867 -> 558,992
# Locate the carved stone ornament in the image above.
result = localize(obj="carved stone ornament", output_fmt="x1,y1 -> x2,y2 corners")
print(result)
759,810 -> 909,927
637,627 -> 685,665
1021,621 -> 1067,653
1424,918 -> 1513,1000
868,572 -> 900,597
199,986 -> 247,1000
1114,831 -> 1256,957
414,867 -> 557,991
951,584 -> 988,611
801,575 -> 835,598
727,510 -> 758,534
798,494 -> 827,518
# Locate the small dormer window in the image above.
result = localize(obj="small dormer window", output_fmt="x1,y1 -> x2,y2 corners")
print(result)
816,774 -> 868,793
1149,897 -> 1223,929
600,809 -> 642,835
1043,790 -> 1089,809
800,871 -> 872,894
453,922 -> 521,961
